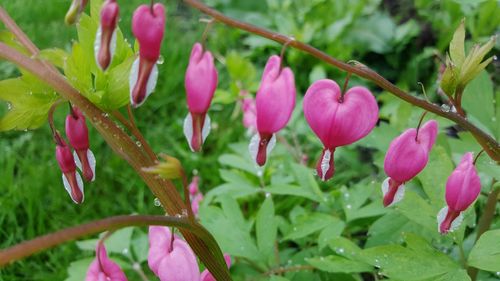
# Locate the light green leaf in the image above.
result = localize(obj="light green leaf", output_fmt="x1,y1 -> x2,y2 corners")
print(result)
226,51 -> 256,88
283,213 -> 340,241
75,227 -> 134,254
267,184 -> 320,202
396,191 -> 439,234
38,48 -> 69,69
65,258 -> 94,281
102,56 -> 134,110
462,71 -> 496,138
219,154 -> 258,175
468,229 -> 500,272
317,221 -> 346,250
306,255 -> 372,273
362,233 -> 461,280
0,78 -> 58,131
256,196 -> 277,265
449,20 -> 465,67
417,145 -> 454,206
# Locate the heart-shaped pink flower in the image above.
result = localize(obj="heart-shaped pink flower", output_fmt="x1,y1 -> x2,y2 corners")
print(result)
303,79 -> 378,181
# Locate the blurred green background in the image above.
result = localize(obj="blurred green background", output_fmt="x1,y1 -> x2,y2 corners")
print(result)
0,0 -> 498,280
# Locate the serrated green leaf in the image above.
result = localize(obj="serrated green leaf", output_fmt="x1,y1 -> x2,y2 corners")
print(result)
64,258 -> 94,281
307,255 -> 372,273
0,78 -> 58,131
256,196 -> 277,265
283,213 -> 340,241
449,20 -> 465,67
468,229 -> 500,272
361,233 -> 461,280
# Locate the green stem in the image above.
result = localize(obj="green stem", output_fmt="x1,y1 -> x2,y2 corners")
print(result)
182,0 -> 500,163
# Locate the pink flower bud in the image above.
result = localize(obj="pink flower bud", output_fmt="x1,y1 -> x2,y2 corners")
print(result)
129,3 -> 166,107
200,254 -> 232,281
95,0 -> 120,71
65,107 -> 96,182
382,120 -> 438,206
148,226 -> 200,281
303,79 -> 378,181
56,139 -> 84,204
188,176 -> 200,195
249,55 -> 296,166
242,97 -> 257,133
65,0 -> 88,25
183,43 -> 218,152
191,192 -> 203,217
85,243 -> 128,281
438,152 -> 481,234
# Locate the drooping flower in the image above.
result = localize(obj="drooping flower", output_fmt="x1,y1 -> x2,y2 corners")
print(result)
249,55 -> 296,166
65,0 -> 88,25
240,91 -> 257,134
437,152 -> 481,234
188,176 -> 203,217
148,226 -> 200,281
94,0 -> 120,71
183,43 -> 218,152
303,79 -> 378,181
382,120 -> 438,207
55,137 -> 84,204
200,254 -> 232,281
85,243 -> 128,281
129,3 -> 166,107
65,107 -> 96,182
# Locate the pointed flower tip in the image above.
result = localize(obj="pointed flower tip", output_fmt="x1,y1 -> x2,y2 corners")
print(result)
444,152 -> 481,212
65,0 -> 88,25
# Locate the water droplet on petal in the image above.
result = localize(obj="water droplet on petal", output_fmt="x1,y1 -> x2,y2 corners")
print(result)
153,198 -> 161,207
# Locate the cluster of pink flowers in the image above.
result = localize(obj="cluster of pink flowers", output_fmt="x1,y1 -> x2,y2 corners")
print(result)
55,106 -> 95,204
86,227 -> 231,280
381,118 -> 481,234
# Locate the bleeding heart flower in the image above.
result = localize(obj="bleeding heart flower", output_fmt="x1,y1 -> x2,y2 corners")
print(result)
94,0 -> 120,71
183,43 -> 218,152
241,91 -> 257,134
200,254 -> 232,281
65,0 -> 88,25
437,152 -> 481,234
65,107 -> 96,182
249,55 -> 296,166
303,79 -> 378,181
129,3 -> 166,107
382,120 -> 438,207
55,137 -> 84,204
148,226 -> 200,281
85,243 -> 128,281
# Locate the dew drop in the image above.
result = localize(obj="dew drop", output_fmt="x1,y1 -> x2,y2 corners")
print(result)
122,248 -> 129,255
136,141 -> 142,147
153,198 -> 161,207
346,204 -> 352,209
157,55 -> 165,65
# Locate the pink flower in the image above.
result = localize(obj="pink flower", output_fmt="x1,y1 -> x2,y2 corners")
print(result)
303,79 -> 378,181
188,175 -> 200,195
188,176 -> 203,216
382,120 -> 438,207
148,226 -> 200,281
242,96 -> 257,133
183,43 -> 218,152
94,0 -> 120,71
65,107 -> 96,182
438,152 -> 481,234
249,55 -> 296,166
85,243 -> 128,281
129,3 -> 166,107
55,137 -> 84,204
200,254 -> 231,281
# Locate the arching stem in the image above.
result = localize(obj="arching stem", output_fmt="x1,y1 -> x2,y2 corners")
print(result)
415,111 -> 429,141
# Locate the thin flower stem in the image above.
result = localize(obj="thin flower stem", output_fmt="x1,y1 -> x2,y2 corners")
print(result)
473,150 -> 484,165
47,99 -> 65,145
340,71 -> 352,102
415,111 -> 429,141
200,18 -> 215,49
182,0 -> 500,163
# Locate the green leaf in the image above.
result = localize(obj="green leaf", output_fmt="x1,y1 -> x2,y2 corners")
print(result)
283,213 -> 340,241
317,221 -> 346,250
219,154 -> 259,175
440,57 -> 459,97
449,20 -> 466,67
102,56 -> 134,110
256,196 -> 277,265
266,184 -> 320,202
290,163 -> 325,202
38,48 -> 69,69
462,71 -> 496,138
362,233 -> 461,280
417,145 -> 454,206
307,255 -> 372,273
76,227 -> 134,254
65,258 -> 94,281
226,51 -> 256,88
0,77 -> 58,131
468,229 -> 500,272
396,191 -> 439,235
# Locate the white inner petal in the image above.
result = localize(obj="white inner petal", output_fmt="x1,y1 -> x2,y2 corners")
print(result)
381,177 -> 390,196
450,211 -> 463,233
436,206 -> 463,233
391,183 -> 405,206
267,134 -> 276,156
93,25 -> 102,68
62,173 -> 85,204
183,113 -> 194,152
129,57 -> 139,105
320,149 -> 331,181
202,114 -> 211,144
109,28 -> 117,63
87,149 -> 96,182
73,150 -> 82,171
248,134 -> 259,162
144,63 -> 158,103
